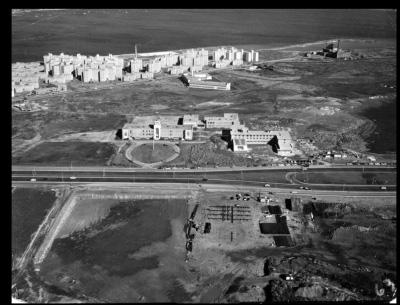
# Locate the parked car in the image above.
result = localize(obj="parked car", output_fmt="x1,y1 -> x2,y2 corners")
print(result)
280,274 -> 294,281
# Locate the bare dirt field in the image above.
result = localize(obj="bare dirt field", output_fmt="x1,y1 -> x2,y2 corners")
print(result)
12,187 -> 57,257
12,185 -> 396,303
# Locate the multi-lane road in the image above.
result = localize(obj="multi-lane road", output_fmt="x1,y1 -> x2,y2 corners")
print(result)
12,165 -> 397,192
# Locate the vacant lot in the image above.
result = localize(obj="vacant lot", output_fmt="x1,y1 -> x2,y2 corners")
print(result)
12,187 -> 56,257
131,143 -> 177,164
39,198 -> 190,302
295,171 -> 396,185
12,142 -> 116,166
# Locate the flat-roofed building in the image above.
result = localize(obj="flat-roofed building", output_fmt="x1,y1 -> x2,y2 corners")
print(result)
121,115 -> 193,141
183,114 -> 200,128
182,74 -> 231,91
230,126 -> 294,156
233,138 -> 248,152
204,113 -> 240,129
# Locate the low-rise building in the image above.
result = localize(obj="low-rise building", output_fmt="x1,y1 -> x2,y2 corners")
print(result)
233,138 -> 248,152
182,74 -> 231,91
204,113 -> 240,129
121,116 -> 193,141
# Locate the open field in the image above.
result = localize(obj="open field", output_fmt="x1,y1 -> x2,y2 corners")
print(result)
295,171 -> 396,185
12,187 -> 56,257
12,142 -> 116,166
12,39 -> 396,161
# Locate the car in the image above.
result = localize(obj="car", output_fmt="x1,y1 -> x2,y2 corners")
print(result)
280,274 -> 294,281
381,186 -> 387,190
312,197 -> 317,200
268,192 -> 273,195
202,178 -> 208,181
264,184 -> 271,187
69,176 -> 77,180
291,191 -> 298,194
304,187 -> 311,190
299,186 -> 305,190
30,178 -> 37,182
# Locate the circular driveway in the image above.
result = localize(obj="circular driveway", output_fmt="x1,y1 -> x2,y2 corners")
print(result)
125,140 -> 180,168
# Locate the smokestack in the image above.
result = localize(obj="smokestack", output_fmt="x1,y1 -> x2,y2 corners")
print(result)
135,44 -> 137,59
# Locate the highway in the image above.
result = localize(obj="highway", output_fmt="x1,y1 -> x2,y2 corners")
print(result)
12,165 -> 396,192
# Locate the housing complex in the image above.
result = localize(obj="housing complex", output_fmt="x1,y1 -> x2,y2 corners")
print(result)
12,46 -> 260,97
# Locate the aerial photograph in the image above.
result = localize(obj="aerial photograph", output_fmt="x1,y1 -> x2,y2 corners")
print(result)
12,9 -> 396,303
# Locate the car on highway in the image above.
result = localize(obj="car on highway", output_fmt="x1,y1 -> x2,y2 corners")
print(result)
381,186 -> 387,190
291,191 -> 298,194
299,186 -> 311,190
202,178 -> 208,181
69,176 -> 77,180
30,178 -> 36,182
264,184 -> 271,187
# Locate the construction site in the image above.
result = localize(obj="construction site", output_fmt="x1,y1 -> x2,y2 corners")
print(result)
12,183 -> 396,303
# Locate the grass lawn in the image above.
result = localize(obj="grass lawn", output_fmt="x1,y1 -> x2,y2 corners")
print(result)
131,143 -> 177,164
296,171 -> 396,185
12,142 -> 116,166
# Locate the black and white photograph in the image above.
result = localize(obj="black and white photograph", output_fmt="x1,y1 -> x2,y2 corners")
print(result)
11,9 -> 396,303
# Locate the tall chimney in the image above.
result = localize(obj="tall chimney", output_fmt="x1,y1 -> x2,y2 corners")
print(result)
135,44 -> 138,59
